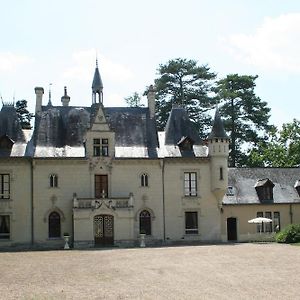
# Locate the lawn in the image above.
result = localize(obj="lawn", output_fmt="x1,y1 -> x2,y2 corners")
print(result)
1,243 -> 299,299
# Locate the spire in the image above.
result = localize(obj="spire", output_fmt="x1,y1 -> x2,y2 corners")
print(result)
208,107 -> 229,140
92,59 -> 103,104
47,83 -> 53,106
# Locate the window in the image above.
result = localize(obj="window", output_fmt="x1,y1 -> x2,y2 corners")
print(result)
139,210 -> 151,235
226,186 -> 234,196
93,138 -> 109,157
185,212 -> 198,234
95,175 -> 108,198
184,172 -> 197,196
265,211 -> 272,232
50,174 -> 58,188
256,212 -> 264,233
220,167 -> 223,180
141,173 -> 148,187
0,174 -> 10,199
273,212 -> 280,232
255,179 -> 274,202
48,212 -> 61,238
0,215 -> 10,239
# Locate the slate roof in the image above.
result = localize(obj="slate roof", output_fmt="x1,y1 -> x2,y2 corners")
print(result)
207,108 -> 229,140
223,168 -> 300,205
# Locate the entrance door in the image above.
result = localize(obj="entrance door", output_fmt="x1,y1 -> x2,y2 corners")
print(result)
94,215 -> 114,246
227,217 -> 237,241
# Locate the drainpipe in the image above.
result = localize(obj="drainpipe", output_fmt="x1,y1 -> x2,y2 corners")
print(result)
162,159 -> 166,242
30,158 -> 34,246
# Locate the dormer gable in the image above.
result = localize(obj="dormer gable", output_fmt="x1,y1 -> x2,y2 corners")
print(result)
90,103 -> 110,131
254,178 -> 274,202
177,136 -> 194,151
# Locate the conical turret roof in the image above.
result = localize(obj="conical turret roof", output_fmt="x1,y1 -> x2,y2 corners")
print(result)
208,108 -> 229,139
92,60 -> 103,92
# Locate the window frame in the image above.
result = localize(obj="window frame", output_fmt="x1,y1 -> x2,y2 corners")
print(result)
0,215 -> 10,240
0,174 -> 10,199
140,173 -> 149,187
49,174 -> 58,188
93,138 -> 109,157
185,211 -> 198,234
184,172 -> 197,197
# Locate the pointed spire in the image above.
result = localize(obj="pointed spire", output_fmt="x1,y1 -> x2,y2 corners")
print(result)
47,83 -> 53,106
208,107 -> 229,140
92,58 -> 104,104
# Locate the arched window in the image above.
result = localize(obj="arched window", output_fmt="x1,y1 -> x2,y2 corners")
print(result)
50,174 -> 58,188
139,210 -> 151,235
49,212 -> 61,238
141,173 -> 148,187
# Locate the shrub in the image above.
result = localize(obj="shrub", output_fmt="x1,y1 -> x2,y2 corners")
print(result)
275,224 -> 300,243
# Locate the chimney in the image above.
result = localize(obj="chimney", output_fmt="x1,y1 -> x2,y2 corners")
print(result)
147,84 -> 155,119
35,87 -> 44,115
61,86 -> 70,107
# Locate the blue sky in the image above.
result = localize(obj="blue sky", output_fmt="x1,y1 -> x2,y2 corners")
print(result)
1,0 -> 300,127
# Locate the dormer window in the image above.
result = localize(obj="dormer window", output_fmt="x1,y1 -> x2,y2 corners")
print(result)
294,180 -> 300,196
226,186 -> 234,196
255,178 -> 274,202
177,136 -> 194,151
93,138 -> 109,157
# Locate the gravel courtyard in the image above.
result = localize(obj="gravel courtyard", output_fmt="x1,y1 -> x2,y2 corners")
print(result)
1,243 -> 299,299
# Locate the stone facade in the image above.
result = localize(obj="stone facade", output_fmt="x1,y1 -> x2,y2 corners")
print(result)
0,63 -> 300,249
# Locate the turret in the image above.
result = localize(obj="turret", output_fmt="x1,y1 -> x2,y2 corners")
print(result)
207,108 -> 229,201
35,87 -> 44,115
92,59 -> 103,104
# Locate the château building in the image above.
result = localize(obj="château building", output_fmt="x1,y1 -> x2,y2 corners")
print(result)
0,62 -> 299,248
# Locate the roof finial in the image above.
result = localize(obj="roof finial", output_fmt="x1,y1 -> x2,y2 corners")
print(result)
48,83 -> 53,106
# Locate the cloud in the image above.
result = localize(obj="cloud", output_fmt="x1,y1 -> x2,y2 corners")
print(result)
0,52 -> 32,72
223,13 -> 300,73
63,49 -> 134,83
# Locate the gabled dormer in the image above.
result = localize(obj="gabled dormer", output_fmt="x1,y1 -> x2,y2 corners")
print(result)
177,136 -> 194,151
255,178 -> 274,202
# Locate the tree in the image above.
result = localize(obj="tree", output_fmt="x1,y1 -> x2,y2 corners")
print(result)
154,58 -> 217,138
248,119 -> 300,167
124,92 -> 144,107
16,99 -> 33,129
215,74 -> 273,167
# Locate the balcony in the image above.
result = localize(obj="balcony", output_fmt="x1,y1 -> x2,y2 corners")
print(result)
73,193 -> 134,210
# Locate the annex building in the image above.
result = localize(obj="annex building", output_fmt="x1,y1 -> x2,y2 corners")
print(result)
0,63 -> 300,248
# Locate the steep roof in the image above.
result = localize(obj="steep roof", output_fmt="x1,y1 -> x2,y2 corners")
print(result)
207,108 -> 229,140
92,62 -> 103,93
223,168 -> 300,205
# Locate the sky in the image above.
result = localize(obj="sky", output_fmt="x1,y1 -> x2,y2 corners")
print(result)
1,0 -> 300,128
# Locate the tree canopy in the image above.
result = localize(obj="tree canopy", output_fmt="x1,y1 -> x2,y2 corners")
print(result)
214,74 -> 273,167
154,58 -> 216,138
247,119 -> 300,167
16,99 -> 33,129
124,92 -> 144,107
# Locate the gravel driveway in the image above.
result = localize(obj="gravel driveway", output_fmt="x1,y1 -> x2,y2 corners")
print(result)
1,243 -> 299,299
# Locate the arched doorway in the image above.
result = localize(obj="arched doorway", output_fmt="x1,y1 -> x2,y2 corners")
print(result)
94,215 -> 114,246
49,212 -> 61,238
227,217 -> 237,241
139,210 -> 151,235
